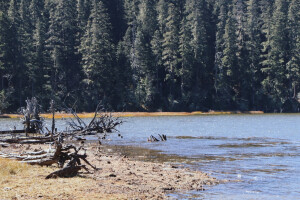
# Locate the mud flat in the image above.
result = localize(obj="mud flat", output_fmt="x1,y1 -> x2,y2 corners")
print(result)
0,143 -> 222,199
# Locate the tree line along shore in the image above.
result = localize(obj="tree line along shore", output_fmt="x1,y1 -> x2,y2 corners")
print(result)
0,0 -> 299,113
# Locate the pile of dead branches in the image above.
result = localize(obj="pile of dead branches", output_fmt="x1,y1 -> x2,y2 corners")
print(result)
66,103 -> 123,135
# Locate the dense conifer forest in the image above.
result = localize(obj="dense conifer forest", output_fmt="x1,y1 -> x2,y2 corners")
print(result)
0,0 -> 299,112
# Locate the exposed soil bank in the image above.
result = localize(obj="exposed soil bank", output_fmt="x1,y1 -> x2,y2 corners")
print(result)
0,143 -> 222,200
0,110 -> 264,119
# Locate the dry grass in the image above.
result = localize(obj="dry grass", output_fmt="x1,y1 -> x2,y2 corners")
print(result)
0,158 -> 29,177
1,110 -> 264,119
0,158 -> 126,200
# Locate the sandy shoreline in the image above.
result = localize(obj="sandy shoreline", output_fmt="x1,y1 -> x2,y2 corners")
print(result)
0,142 -> 222,199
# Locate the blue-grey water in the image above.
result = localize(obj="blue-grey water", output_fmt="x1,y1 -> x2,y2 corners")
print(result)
1,114 -> 300,199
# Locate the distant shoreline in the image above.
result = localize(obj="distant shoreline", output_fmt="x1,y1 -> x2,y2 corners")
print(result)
0,111 -> 265,119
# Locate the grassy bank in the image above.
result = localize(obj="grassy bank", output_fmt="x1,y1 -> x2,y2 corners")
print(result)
0,110 -> 264,119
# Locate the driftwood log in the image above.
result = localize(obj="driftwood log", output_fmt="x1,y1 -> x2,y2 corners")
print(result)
0,130 -> 25,135
0,135 -> 57,144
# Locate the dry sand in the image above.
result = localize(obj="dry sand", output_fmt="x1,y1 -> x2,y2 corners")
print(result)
0,142 -> 223,200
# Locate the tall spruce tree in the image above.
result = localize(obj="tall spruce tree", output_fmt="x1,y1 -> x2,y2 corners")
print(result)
0,11 -> 14,93
245,0 -> 264,110
162,2 -> 181,109
261,0 -> 289,112
47,0 -> 79,105
7,0 -> 24,107
0,11 -> 13,112
221,6 -> 239,109
233,0 -> 250,110
184,0 -> 209,110
286,0 -> 300,111
134,0 -> 159,110
214,0 -> 231,109
19,0 -> 34,97
80,0 -> 116,109
179,14 -> 194,109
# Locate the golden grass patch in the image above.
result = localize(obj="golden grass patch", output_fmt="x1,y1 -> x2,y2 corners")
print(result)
1,110 -> 264,120
0,157 -> 29,177
0,158 -> 126,200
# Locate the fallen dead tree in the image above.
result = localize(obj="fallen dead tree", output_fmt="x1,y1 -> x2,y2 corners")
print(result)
0,142 -> 61,166
0,141 -> 97,178
46,144 -> 97,179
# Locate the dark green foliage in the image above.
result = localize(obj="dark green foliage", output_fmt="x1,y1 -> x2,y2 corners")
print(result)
261,0 -> 290,111
0,0 -> 298,112
79,0 -> 116,110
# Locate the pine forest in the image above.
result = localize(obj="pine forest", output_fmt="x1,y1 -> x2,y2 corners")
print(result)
0,0 -> 299,113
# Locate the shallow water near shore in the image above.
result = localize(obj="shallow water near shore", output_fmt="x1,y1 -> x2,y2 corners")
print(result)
1,114 -> 300,199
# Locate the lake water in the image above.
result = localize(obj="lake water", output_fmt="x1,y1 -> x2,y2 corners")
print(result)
1,114 -> 300,199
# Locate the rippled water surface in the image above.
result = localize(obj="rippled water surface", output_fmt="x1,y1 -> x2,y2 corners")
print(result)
1,114 -> 300,199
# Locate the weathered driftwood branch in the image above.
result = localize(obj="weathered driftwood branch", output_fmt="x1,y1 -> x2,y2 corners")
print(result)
148,134 -> 167,142
50,100 -> 55,139
158,134 -> 167,141
0,143 -> 61,166
0,130 -> 25,135
46,165 -> 85,179
0,135 -> 58,144
0,143 -> 10,147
